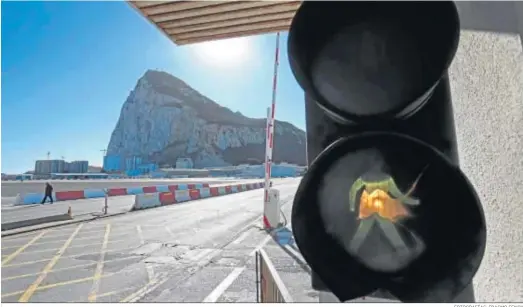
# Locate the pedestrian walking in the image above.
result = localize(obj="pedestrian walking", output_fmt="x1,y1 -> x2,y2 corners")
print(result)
41,182 -> 54,204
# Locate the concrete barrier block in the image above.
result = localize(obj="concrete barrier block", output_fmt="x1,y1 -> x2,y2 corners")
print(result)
134,193 -> 161,210
210,187 -> 219,196
175,190 -> 191,202
189,189 -> 200,200
14,194 -> 23,205
84,189 -> 106,199
199,188 -> 211,198
159,192 -> 175,205
231,186 -> 238,193
218,187 -> 227,195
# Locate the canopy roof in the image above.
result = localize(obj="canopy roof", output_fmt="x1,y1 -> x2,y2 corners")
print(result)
128,1 -> 301,45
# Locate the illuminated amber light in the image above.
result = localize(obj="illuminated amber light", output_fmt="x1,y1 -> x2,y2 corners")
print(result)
358,189 -> 410,222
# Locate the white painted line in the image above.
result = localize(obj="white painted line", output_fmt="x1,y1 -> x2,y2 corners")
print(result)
202,267 -> 245,303
165,226 -> 175,238
231,230 -> 250,245
204,232 -> 273,303
137,225 -> 155,283
249,234 -> 272,257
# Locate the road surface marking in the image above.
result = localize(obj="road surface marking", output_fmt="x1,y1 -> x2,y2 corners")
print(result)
231,230 -> 251,245
249,234 -> 272,256
2,246 -> 140,268
202,267 -> 245,302
2,234 -> 129,251
137,225 -> 155,283
1,231 -> 47,266
9,240 -> 101,256
18,224 -> 84,302
1,255 -> 142,282
88,224 -> 111,302
96,286 -> 138,299
39,232 -> 129,246
120,274 -> 171,303
165,226 -> 175,238
3,274 -> 111,299
20,238 -> 127,255
3,264 -> 143,299
1,229 -> 58,242
205,232 -> 273,303
68,286 -> 138,302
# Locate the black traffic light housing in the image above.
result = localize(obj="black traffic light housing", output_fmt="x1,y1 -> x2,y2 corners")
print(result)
289,1 -> 487,303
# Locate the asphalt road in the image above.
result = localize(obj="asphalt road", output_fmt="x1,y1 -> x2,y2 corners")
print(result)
1,178 -> 312,303
1,178 -> 241,198
2,175 -> 521,302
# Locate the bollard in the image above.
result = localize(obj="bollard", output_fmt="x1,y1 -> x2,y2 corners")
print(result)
67,206 -> 72,217
103,189 -> 108,215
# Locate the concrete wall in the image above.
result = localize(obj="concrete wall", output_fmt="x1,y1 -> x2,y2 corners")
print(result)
450,1 -> 523,302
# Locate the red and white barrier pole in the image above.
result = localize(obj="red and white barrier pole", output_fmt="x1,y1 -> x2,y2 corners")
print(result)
263,32 -> 281,230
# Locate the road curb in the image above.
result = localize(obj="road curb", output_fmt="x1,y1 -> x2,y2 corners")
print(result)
1,213 -> 73,231
1,211 -> 129,237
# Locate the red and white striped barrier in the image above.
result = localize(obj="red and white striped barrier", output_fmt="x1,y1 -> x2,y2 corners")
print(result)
14,183 -> 210,205
263,32 -> 280,230
133,182 -> 265,210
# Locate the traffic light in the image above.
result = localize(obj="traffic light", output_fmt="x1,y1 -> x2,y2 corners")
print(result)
289,1 -> 487,303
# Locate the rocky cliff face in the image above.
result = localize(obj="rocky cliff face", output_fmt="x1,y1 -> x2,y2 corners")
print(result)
106,70 -> 306,168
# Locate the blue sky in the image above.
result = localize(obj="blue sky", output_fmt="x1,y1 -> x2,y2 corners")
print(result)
1,1 -> 305,174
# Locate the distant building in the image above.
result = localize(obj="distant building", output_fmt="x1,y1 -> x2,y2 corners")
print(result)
68,161 -> 89,173
103,155 -> 122,172
125,156 -> 141,171
35,160 -> 66,174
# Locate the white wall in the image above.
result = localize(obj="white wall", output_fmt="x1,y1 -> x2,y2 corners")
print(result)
450,2 -> 523,302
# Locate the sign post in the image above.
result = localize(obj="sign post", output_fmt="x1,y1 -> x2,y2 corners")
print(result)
263,32 -> 280,230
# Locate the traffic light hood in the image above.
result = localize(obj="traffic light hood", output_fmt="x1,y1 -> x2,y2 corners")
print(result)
288,1 -> 460,123
291,133 -> 486,302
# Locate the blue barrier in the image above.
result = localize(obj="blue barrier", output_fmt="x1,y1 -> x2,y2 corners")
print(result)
218,187 -> 226,195
126,187 -> 144,195
231,186 -> 238,193
156,185 -> 170,193
177,183 -> 188,190
84,189 -> 106,199
16,192 -> 57,205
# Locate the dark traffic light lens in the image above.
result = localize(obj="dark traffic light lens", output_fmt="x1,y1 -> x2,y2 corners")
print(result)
288,1 -> 460,121
292,132 -> 486,302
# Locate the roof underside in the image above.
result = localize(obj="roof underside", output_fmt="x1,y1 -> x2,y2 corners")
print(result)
128,1 -> 301,45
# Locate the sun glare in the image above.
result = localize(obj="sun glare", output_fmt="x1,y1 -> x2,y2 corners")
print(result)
191,37 -> 252,67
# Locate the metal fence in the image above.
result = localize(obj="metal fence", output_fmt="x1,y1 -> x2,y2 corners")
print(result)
255,248 -> 293,303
